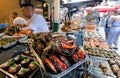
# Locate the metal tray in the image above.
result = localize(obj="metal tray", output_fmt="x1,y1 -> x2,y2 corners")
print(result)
0,32 -> 5,37
90,56 -> 110,61
88,70 -> 114,78
88,57 -> 116,78
0,49 -> 39,78
2,41 -> 17,49
1,67 -> 39,78
17,36 -> 28,43
47,55 -> 89,78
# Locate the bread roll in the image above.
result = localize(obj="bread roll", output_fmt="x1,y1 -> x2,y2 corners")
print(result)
102,68 -> 111,76
100,62 -> 107,69
111,64 -> 119,73
116,70 -> 120,77
109,59 -> 115,65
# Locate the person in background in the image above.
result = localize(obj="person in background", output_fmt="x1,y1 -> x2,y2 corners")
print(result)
107,9 -> 120,49
104,12 -> 112,40
21,3 -> 49,34
12,12 -> 27,26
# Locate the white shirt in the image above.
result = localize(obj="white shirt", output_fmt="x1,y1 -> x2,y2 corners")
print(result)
28,13 -> 49,34
13,17 -> 27,25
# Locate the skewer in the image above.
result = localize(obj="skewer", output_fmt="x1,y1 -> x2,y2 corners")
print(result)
30,45 -> 47,74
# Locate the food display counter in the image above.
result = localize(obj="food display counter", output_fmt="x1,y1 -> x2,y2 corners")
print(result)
0,32 -> 88,78
83,26 -> 120,78
0,23 -> 120,78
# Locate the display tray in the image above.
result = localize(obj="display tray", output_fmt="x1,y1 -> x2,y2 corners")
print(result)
1,67 -> 39,78
89,56 -> 110,61
1,41 -> 17,49
47,55 -> 89,78
0,35 -> 28,49
17,36 -> 28,43
84,47 -> 120,60
84,31 -> 102,38
0,48 -> 39,78
88,56 -> 116,78
3,35 -> 26,39
0,32 -> 5,37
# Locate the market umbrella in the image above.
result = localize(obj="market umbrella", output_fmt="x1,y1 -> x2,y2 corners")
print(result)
93,6 -> 115,12
114,4 -> 120,9
85,7 -> 93,12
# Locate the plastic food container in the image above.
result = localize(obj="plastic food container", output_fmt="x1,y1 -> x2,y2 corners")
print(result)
46,55 -> 89,78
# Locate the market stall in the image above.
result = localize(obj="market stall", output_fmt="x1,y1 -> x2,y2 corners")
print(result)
0,28 -> 88,78
0,7 -> 120,78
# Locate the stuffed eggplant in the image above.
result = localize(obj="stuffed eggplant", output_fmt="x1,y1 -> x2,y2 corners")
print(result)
52,55 -> 67,71
49,55 -> 67,73
77,49 -> 85,59
20,59 -> 31,68
13,55 -> 23,64
44,58 -> 58,74
57,55 -> 71,67
29,61 -> 38,70
0,59 -> 14,70
72,53 -> 79,63
8,63 -> 21,74
17,67 -> 30,78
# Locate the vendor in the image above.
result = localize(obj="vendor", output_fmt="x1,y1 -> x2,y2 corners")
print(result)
12,12 -> 27,26
21,3 -> 49,34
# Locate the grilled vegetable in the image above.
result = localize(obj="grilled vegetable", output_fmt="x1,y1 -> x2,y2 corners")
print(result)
45,58 -> 57,74
57,55 -> 71,67
29,61 -> 38,70
0,59 -> 14,70
13,55 -> 23,64
8,63 -> 21,74
49,56 -> 64,72
62,39 -> 74,44
52,55 -> 67,70
61,43 -> 77,49
72,53 -> 79,62
77,49 -> 85,59
20,59 -> 31,68
17,67 -> 30,78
